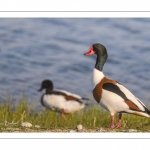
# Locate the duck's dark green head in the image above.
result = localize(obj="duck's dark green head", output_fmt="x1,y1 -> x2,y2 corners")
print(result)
84,43 -> 108,57
38,79 -> 53,91
84,43 -> 108,71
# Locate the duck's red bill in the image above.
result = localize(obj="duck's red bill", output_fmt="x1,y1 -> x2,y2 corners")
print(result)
84,46 -> 95,56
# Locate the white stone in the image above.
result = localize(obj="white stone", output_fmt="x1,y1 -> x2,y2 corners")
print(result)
128,129 -> 137,132
21,122 -> 32,127
34,125 -> 40,128
68,130 -> 76,133
97,127 -> 106,132
99,127 -> 104,131
76,124 -> 83,130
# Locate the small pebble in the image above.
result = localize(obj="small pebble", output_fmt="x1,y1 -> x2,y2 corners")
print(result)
122,130 -> 129,132
34,125 -> 40,128
97,127 -> 106,132
21,122 -> 32,127
76,124 -> 83,131
99,127 -> 103,131
68,130 -> 76,133
128,129 -> 137,132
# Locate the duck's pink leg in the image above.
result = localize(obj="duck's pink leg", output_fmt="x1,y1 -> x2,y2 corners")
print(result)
115,113 -> 122,128
110,115 -> 115,128
61,109 -> 67,120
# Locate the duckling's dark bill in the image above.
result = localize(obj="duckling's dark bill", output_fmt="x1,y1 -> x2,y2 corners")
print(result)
37,87 -> 43,92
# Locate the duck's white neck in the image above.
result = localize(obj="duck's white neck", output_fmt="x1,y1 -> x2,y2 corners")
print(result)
92,68 -> 104,88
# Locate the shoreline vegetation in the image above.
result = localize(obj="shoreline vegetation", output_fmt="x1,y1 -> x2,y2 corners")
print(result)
0,94 -> 150,133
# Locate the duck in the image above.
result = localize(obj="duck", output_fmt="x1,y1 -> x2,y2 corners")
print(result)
84,43 -> 150,128
38,79 -> 90,119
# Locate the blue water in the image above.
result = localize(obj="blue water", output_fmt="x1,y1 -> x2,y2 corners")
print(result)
0,18 -> 150,106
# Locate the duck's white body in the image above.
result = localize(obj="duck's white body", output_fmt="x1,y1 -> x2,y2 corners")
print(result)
42,89 -> 85,113
38,79 -> 90,119
93,68 -> 150,117
85,43 -> 150,128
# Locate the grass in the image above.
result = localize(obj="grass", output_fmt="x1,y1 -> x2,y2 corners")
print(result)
0,94 -> 150,132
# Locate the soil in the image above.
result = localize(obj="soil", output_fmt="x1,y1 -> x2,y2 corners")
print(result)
0,127 -> 142,133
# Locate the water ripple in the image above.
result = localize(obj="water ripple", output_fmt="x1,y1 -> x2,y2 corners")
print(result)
0,18 -> 150,105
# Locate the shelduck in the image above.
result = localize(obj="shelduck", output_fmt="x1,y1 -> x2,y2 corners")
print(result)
38,79 -> 90,119
84,43 -> 150,128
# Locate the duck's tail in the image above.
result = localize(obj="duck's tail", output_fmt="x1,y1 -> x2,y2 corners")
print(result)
78,97 -> 91,107
133,98 -> 150,118
144,107 -> 150,117
82,97 -> 91,101
130,107 -> 150,118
